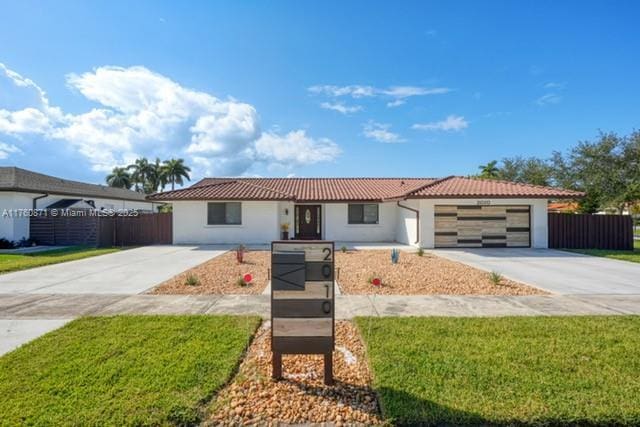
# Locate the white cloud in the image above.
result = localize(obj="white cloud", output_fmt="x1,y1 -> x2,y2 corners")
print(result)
0,64 -> 340,175
308,85 -> 376,98
362,121 -> 403,143
380,86 -> 450,98
255,130 -> 341,166
386,99 -> 405,108
535,93 -> 562,106
309,84 -> 450,107
0,141 -> 22,159
542,81 -> 565,90
319,102 -> 362,114
412,115 -> 469,132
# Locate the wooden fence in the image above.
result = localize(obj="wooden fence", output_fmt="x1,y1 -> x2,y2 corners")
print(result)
548,213 -> 633,250
30,212 -> 172,247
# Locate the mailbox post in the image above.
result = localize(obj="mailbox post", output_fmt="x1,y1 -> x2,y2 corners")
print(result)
271,240 -> 335,385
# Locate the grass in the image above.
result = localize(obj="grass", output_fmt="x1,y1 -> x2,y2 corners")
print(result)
0,246 -> 121,273
567,240 -> 640,264
357,316 -> 640,426
0,315 -> 260,426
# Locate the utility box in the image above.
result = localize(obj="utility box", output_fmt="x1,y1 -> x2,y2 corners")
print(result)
270,240 -> 335,385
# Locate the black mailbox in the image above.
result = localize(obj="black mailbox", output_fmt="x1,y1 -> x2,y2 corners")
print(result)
272,251 -> 306,291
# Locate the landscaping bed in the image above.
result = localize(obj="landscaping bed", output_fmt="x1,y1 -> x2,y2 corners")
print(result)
207,320 -> 382,426
0,315 -> 260,426
356,316 -> 640,426
150,250 -> 270,295
336,250 -> 545,295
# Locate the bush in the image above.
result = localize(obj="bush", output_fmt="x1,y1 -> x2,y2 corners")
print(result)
185,274 -> 200,286
236,244 -> 247,263
340,245 -> 348,253
489,271 -> 503,286
0,238 -> 15,249
236,277 -> 248,287
417,247 -> 425,257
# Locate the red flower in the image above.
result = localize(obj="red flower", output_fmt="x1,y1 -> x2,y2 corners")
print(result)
372,277 -> 381,287
243,273 -> 253,284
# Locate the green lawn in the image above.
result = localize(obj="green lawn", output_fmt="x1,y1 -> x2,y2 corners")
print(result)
0,315 -> 260,426
0,246 -> 121,273
357,316 -> 640,426
567,240 -> 640,263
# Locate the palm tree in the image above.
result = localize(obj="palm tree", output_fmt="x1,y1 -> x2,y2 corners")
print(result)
127,158 -> 154,193
478,160 -> 500,179
106,167 -> 132,189
162,158 -> 191,191
146,158 -> 168,194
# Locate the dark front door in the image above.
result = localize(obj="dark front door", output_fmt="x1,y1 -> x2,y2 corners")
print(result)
295,205 -> 321,239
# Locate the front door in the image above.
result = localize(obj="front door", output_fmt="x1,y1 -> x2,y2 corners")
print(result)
295,205 -> 321,239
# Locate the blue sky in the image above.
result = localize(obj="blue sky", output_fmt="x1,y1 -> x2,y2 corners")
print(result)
0,1 -> 639,186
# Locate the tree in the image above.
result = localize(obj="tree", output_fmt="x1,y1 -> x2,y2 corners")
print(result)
127,158 -> 154,193
498,156 -> 553,186
145,158 -> 168,194
478,160 -> 500,179
105,167 -> 132,189
162,158 -> 192,191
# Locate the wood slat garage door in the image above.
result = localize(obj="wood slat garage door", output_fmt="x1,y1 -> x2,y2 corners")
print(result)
434,205 -> 530,248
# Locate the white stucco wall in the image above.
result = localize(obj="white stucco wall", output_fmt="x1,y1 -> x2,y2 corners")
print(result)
395,199 -> 420,245
172,200 -> 279,244
418,198 -> 549,249
324,202 -> 397,242
0,192 -> 32,241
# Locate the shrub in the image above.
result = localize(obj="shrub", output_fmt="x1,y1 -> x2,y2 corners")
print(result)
236,277 -> 248,287
489,271 -> 503,286
185,274 -> 200,286
0,238 -> 15,249
391,248 -> 400,264
236,244 -> 247,263
340,245 -> 348,253
417,247 -> 425,257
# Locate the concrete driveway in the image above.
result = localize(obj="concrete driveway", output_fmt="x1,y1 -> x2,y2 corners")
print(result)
431,248 -> 640,295
0,245 -> 228,294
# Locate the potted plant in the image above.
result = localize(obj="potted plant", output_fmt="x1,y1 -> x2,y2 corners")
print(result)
281,223 -> 290,240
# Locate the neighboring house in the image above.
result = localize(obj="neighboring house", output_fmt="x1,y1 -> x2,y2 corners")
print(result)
1,166 -> 159,242
548,202 -> 579,213
148,176 -> 583,248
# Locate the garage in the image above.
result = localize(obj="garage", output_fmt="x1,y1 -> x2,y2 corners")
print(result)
434,205 -> 530,248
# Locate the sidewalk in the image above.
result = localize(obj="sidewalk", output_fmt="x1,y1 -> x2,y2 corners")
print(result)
2,293 -> 639,319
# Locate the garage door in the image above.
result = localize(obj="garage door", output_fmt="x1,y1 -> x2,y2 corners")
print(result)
434,205 -> 530,248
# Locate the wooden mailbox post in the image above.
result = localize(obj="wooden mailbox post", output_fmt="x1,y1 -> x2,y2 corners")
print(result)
271,240 -> 335,385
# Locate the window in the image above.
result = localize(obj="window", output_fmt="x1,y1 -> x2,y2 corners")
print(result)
207,202 -> 241,225
348,204 -> 379,224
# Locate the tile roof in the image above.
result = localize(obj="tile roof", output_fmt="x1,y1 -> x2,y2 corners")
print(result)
407,176 -> 584,198
148,176 -> 583,201
0,167 -> 148,201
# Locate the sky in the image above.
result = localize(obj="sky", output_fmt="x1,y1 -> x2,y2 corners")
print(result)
0,0 -> 639,187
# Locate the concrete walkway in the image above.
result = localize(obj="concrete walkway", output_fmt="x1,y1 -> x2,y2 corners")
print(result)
2,293 -> 639,320
431,248 -> 640,295
0,245 -> 229,294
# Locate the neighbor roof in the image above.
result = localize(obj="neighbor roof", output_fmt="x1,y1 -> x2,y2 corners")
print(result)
147,176 -> 583,202
0,167 -> 148,202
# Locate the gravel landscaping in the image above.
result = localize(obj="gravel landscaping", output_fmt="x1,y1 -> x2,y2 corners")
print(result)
207,320 -> 382,426
150,250 -> 270,295
336,250 -> 546,295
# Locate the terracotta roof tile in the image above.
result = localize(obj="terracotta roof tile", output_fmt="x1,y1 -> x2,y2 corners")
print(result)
407,176 -> 584,198
148,176 -> 584,201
